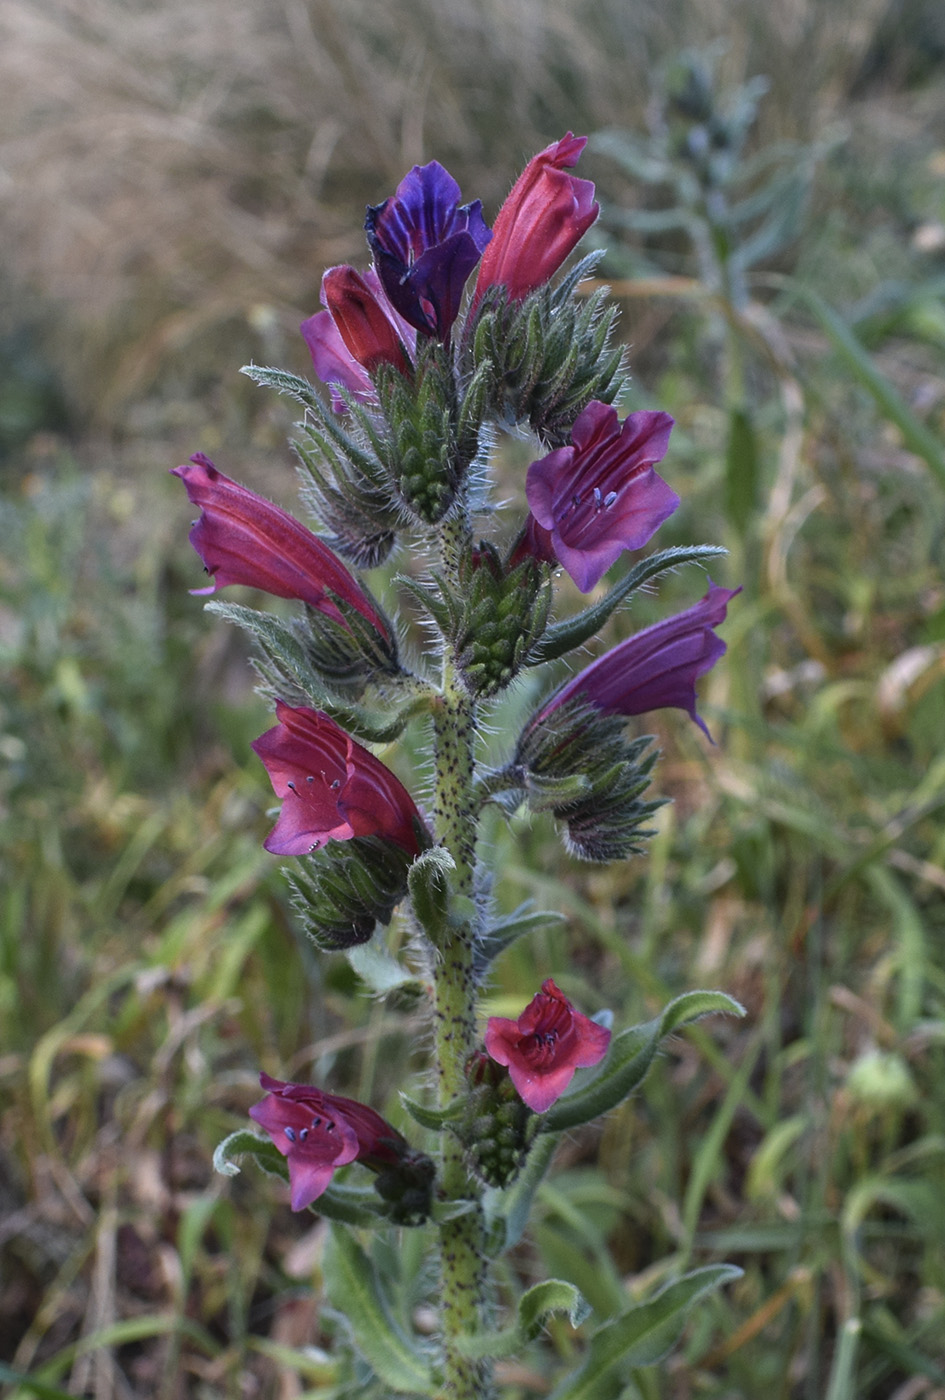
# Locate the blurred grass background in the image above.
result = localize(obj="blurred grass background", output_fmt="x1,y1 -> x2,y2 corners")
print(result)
3,0 -> 945,1395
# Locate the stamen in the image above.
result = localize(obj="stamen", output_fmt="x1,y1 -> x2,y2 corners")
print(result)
284,1127 -> 297,1142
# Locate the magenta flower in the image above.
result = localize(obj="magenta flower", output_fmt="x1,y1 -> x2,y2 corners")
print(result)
301,262 -> 414,398
251,702 -> 425,857
533,581 -> 740,740
474,134 -> 598,303
365,161 -> 491,340
173,455 -> 389,640
485,978 -> 611,1113
250,1073 -> 407,1210
522,401 -> 679,591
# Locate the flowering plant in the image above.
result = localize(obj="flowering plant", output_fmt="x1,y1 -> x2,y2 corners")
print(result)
184,133 -> 743,1399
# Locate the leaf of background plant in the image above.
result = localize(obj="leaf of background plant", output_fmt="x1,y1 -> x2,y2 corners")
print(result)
548,1265 -> 743,1398
723,406 -> 759,537
321,1225 -> 434,1394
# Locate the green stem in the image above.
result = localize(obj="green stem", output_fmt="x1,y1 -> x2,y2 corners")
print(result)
431,512 -> 491,1400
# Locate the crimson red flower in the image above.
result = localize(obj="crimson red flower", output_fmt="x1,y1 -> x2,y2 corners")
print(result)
522,401 -> 679,591
173,455 -> 389,640
474,134 -> 598,302
249,1073 -> 406,1210
531,581 -> 740,741
301,266 -> 417,410
484,978 -> 611,1113
251,702 -> 425,857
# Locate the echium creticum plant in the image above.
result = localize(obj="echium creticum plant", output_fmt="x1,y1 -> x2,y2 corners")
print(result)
175,136 -> 745,1399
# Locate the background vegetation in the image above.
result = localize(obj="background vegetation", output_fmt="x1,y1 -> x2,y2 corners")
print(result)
2,0 -> 945,1395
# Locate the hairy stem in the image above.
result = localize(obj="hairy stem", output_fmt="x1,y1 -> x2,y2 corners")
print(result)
432,511 -> 491,1400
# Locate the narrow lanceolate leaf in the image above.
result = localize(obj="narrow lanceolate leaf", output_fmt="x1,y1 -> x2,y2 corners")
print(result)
527,544 -> 727,665
399,1091 -> 466,1132
476,902 -> 567,968
540,990 -> 745,1133
549,1265 -> 743,1399
241,363 -> 323,411
322,1225 -> 435,1393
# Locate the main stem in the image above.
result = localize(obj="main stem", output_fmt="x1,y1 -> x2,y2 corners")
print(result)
432,512 -> 491,1400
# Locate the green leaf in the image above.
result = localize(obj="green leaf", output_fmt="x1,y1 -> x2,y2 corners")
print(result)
658,989 -> 746,1037
519,1279 -> 592,1339
724,405 -> 759,536
484,1131 -> 560,1254
346,938 -> 419,995
322,1225 -> 435,1393
455,1279 -> 590,1361
540,1022 -> 657,1133
477,902 -> 567,966
399,1091 -> 466,1131
528,545 -> 727,665
0,1364 -> 81,1400
213,1127 -> 289,1182
241,362 -> 323,411
784,281 -> 945,491
549,1265 -> 743,1398
541,991 -> 745,1133
408,845 -> 469,944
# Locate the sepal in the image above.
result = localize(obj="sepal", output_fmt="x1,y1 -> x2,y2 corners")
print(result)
293,415 -> 400,568
465,254 -> 628,442
205,600 -> 429,740
450,543 -> 552,698
373,342 -> 467,524
516,700 -> 663,860
286,835 -> 419,950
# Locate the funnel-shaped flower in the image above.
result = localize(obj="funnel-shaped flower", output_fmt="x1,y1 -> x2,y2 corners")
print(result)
173,455 -> 389,640
475,134 -> 598,302
523,401 -> 679,591
252,702 -> 425,857
485,979 -> 610,1113
250,1073 -> 407,1210
532,581 -> 739,740
366,161 -> 491,340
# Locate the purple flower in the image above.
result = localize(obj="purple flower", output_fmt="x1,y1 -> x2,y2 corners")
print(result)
172,455 -> 389,640
474,134 -> 598,303
522,401 -> 679,591
250,1073 -> 407,1210
251,702 -> 425,857
532,581 -> 740,740
484,979 -> 611,1113
365,161 -> 492,340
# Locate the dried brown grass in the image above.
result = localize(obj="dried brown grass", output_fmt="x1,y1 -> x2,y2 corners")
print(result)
0,0 -> 893,424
